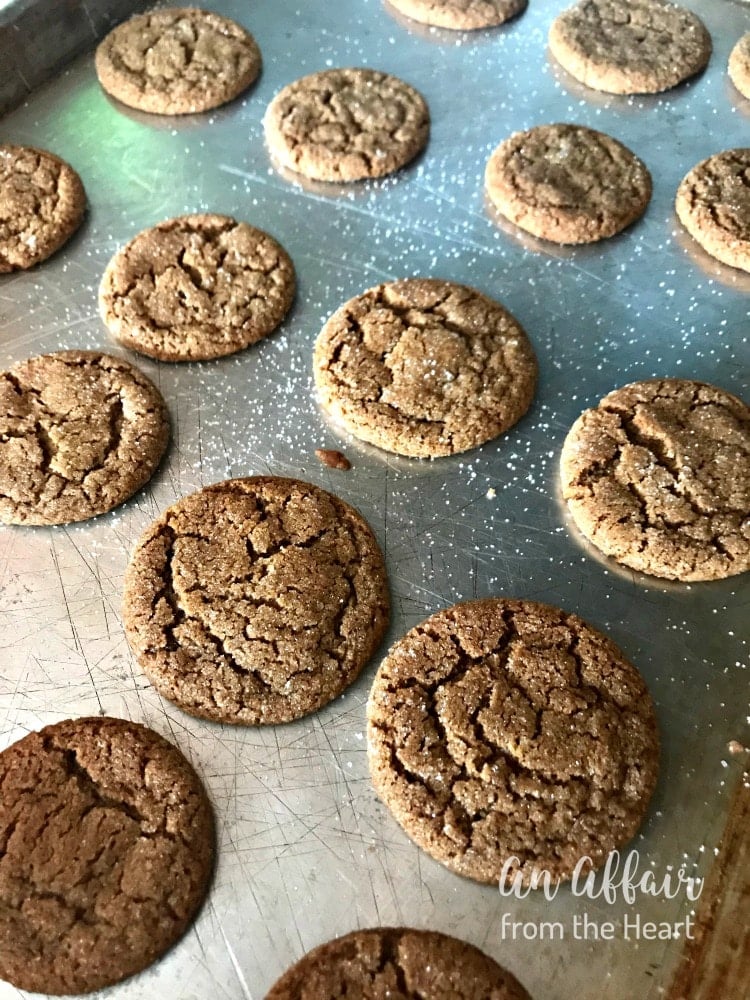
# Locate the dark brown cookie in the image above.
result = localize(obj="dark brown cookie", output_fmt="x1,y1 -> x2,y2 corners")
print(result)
95,7 -> 261,115
99,214 -> 295,362
0,717 -> 214,995
0,350 -> 169,526
729,33 -> 750,100
368,598 -> 659,886
386,0 -> 527,30
264,68 -> 429,182
265,927 -> 531,999
560,379 -> 750,581
485,123 -> 652,244
313,278 -> 537,458
549,0 -> 711,95
123,477 -> 390,724
0,144 -> 85,272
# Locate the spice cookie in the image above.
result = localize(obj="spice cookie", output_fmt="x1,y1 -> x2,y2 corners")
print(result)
367,598 -> 659,886
99,214 -> 295,362
123,477 -> 390,724
0,144 -> 85,272
95,7 -> 261,115
264,68 -> 429,182
729,34 -> 750,100
548,0 -> 711,95
0,717 -> 214,995
0,350 -> 169,526
675,149 -> 750,273
560,379 -> 750,581
265,927 -> 531,999
313,278 -> 537,458
386,0 -> 527,31
485,123 -> 652,245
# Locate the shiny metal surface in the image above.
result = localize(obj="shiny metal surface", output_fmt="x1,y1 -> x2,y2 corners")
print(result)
1,1 -> 749,997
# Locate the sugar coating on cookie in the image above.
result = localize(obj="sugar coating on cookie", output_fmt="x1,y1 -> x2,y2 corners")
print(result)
0,717 -> 214,995
265,927 -> 531,999
675,149 -> 750,273
368,598 -> 659,886
729,34 -> 750,100
123,477 -> 390,725
264,68 -> 429,182
561,378 -> 750,581
95,7 -> 261,115
314,278 -> 537,458
485,123 -> 652,244
386,0 -> 527,31
0,144 -> 85,272
0,350 -> 169,526
549,0 -> 711,95
99,214 -> 295,362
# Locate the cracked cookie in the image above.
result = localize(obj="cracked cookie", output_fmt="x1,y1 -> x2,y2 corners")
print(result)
123,476 -> 390,724
548,0 -> 711,95
0,716 -> 214,994
95,7 -> 261,115
729,34 -> 750,101
99,214 -> 295,361
367,598 -> 659,886
560,379 -> 750,581
386,0 -> 527,31
265,927 -> 531,999
313,278 -> 537,458
485,123 -> 652,244
0,144 -> 85,272
264,68 -> 429,182
0,350 -> 169,526
675,149 -> 750,273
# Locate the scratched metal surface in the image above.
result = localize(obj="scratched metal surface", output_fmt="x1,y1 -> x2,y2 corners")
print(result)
1,1 -> 749,997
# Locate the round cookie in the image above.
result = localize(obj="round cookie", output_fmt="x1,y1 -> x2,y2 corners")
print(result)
548,0 -> 711,95
485,123 -> 652,245
675,149 -> 750,273
0,350 -> 169,526
729,34 -> 750,100
560,378 -> 750,581
99,214 -> 295,361
0,144 -> 85,272
386,0 -> 527,31
313,278 -> 537,458
95,7 -> 261,115
0,716 -> 214,994
265,927 -> 531,999
123,476 -> 390,725
367,598 -> 659,886
264,68 -> 429,182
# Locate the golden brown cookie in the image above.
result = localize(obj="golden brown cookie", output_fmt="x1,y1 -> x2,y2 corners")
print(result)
548,0 -> 711,95
264,68 -> 429,182
99,214 -> 295,362
265,927 -> 531,999
0,717 -> 214,995
123,477 -> 390,725
0,144 -> 85,272
368,598 -> 659,886
729,33 -> 750,100
560,378 -> 750,581
313,278 -> 537,458
675,149 -> 750,273
0,350 -> 169,526
485,123 -> 652,244
386,0 -> 527,30
95,7 -> 261,115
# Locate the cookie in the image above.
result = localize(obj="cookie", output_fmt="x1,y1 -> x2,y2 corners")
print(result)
95,7 -> 261,115
99,214 -> 295,362
0,716 -> 214,994
548,0 -> 711,95
386,0 -> 527,30
729,34 -> 750,100
123,477 -> 390,725
313,278 -> 537,458
485,123 -> 652,244
0,144 -> 85,272
675,149 -> 750,273
560,379 -> 750,581
0,350 -> 169,526
264,68 -> 429,182
265,927 -> 531,999
367,598 -> 659,886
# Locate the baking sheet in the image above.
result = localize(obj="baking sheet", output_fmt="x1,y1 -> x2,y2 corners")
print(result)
1,1 -> 749,997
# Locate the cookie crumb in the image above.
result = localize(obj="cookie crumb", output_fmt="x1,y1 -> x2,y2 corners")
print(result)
315,448 -> 352,470
727,740 -> 747,755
